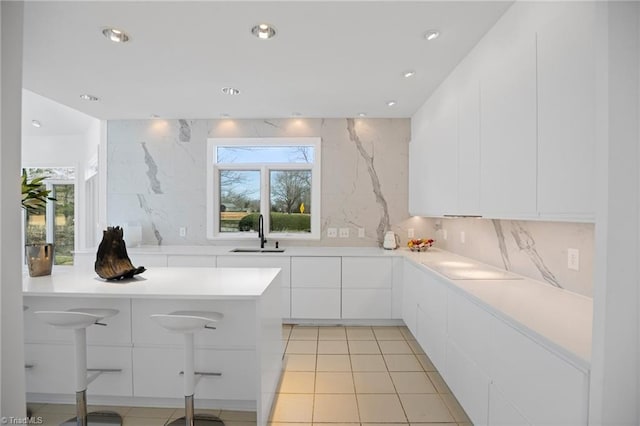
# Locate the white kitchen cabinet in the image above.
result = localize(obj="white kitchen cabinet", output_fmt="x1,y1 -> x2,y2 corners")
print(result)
217,255 -> 291,319
479,28 -> 537,217
167,254 -> 216,267
536,1 -> 596,220
443,339 -> 490,425
129,253 -> 168,267
291,257 -> 341,319
402,262 -> 421,336
25,343 -> 132,396
490,314 -> 589,425
23,296 -> 131,345
408,136 -> 429,216
341,257 -> 393,319
488,382 -> 531,426
416,305 -> 446,371
132,346 -> 256,400
456,65 -> 481,215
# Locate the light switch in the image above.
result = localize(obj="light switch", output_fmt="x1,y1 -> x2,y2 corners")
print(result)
358,228 -> 365,238
179,227 -> 187,237
460,231 -> 466,244
408,228 -> 415,238
327,228 -> 337,238
339,228 -> 350,238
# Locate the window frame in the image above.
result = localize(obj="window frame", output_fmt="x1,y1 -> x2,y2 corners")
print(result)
207,137 -> 321,241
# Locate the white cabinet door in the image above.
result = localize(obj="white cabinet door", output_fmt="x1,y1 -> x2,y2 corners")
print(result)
457,71 -> 481,215
408,137 -> 429,216
443,339 -> 490,426
132,347 -> 256,400
490,316 -> 589,425
480,30 -> 537,217
128,254 -> 168,267
488,382 -> 531,426
342,257 -> 392,289
402,262 -> 421,336
25,343 -> 133,396
536,2 -> 596,220
342,289 -> 392,319
291,257 -> 341,319
167,255 -> 216,267
423,86 -> 459,216
416,306 -> 446,371
217,255 -> 291,318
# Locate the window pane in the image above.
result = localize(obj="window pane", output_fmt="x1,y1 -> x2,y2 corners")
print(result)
217,146 -> 314,164
219,170 -> 261,232
53,184 -> 74,265
269,170 -> 312,233
25,210 -> 46,245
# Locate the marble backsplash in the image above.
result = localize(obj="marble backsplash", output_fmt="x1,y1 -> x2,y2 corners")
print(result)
107,118 -> 431,247
432,218 -> 594,297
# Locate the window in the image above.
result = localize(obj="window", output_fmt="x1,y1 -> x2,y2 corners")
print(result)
24,167 -> 75,265
207,138 -> 321,240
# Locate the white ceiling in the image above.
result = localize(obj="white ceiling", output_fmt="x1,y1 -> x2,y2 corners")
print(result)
22,1 -> 512,121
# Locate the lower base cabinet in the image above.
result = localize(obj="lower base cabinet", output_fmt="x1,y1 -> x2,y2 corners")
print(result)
132,347 -> 256,399
291,288 -> 340,319
488,382 -> 531,426
342,289 -> 391,319
25,343 -> 133,396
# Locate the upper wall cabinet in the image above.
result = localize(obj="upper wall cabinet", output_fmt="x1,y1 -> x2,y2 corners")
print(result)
409,1 -> 597,222
479,28 -> 538,217
536,2 -> 596,220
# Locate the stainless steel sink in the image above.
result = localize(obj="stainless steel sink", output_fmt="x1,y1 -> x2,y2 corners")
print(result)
230,248 -> 285,253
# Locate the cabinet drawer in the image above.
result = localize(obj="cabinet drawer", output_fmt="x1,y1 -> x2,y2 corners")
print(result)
489,382 -> 531,426
128,254 -> 168,267
416,306 -> 446,371
167,255 -> 216,267
132,347 -> 256,400
24,297 -> 131,345
342,289 -> 391,319
291,289 -> 340,319
282,288 -> 291,319
132,299 -> 256,348
217,256 -> 291,287
490,318 -> 588,425
443,339 -> 490,426
342,257 -> 393,288
417,273 -> 447,331
291,257 -> 340,288
25,343 -> 132,396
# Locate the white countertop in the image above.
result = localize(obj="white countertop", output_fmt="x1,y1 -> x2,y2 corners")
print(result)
23,266 -> 281,300
72,244 -> 593,366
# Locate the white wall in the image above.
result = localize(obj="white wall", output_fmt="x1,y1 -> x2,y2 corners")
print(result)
0,0 -> 26,417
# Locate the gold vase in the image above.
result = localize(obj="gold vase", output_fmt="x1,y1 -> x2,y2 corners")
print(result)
26,243 -> 54,277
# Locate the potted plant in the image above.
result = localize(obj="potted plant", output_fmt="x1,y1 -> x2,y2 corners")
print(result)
22,169 -> 56,276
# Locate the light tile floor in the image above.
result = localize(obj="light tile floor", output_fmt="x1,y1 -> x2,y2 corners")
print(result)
27,325 -> 471,426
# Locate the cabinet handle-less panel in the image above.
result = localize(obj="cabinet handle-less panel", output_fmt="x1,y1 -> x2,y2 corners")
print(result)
341,257 -> 393,289
132,347 -> 255,400
488,382 -> 532,426
291,289 -> 341,319
167,255 -> 216,267
291,257 -> 341,288
23,296 -> 132,345
416,306 -> 446,371
342,289 -> 392,319
132,299 -> 257,348
25,343 -> 132,396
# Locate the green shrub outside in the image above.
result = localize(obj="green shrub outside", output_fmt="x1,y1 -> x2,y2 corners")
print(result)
238,213 -> 311,232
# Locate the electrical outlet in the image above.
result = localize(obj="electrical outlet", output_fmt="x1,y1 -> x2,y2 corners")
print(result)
408,228 -> 415,238
568,248 -> 580,271
443,229 -> 448,240
339,228 -> 350,238
358,228 -> 365,238
179,227 -> 187,237
327,228 -> 337,238
460,231 -> 466,244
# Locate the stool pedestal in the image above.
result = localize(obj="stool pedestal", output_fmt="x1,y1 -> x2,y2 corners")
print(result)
35,309 -> 122,426
151,311 -> 225,426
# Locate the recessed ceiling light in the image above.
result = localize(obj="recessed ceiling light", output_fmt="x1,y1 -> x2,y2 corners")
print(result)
403,70 -> 416,78
221,87 -> 240,95
251,23 -> 277,40
80,94 -> 99,101
387,101 -> 397,107
31,120 -> 41,128
424,30 -> 440,41
102,27 -> 130,43
358,113 -> 367,117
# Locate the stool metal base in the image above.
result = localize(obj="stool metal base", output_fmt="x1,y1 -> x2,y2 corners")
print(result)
60,411 -> 122,426
166,414 -> 224,426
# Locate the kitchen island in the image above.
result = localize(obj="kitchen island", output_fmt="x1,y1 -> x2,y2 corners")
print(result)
23,267 -> 283,426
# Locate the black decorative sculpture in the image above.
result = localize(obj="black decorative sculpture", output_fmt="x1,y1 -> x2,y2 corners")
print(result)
95,226 -> 146,280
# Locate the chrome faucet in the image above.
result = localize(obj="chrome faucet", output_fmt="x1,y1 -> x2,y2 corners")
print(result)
258,214 -> 267,248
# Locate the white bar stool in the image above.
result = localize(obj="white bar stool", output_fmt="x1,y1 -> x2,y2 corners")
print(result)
150,311 -> 224,426
34,308 -> 122,426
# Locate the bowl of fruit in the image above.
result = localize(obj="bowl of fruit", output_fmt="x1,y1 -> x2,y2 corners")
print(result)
408,238 -> 435,252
